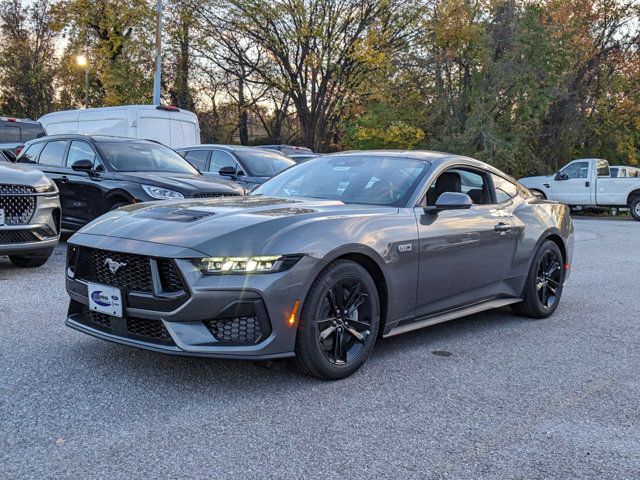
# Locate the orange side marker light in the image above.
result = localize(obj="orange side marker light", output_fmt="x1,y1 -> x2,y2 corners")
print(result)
288,300 -> 300,327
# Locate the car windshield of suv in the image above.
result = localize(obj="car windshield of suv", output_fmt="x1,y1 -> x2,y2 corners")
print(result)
235,149 -> 295,177
253,155 -> 430,207
99,141 -> 199,174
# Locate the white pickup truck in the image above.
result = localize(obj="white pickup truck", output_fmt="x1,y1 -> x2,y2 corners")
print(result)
519,158 -> 640,221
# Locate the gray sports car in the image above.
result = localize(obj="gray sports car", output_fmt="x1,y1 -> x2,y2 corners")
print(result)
65,151 -> 573,379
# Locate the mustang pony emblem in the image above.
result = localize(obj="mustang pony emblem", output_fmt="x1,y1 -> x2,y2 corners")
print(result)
104,258 -> 127,274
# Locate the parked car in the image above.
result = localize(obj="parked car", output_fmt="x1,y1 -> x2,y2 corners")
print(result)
258,144 -> 313,156
519,158 -> 640,221
16,135 -> 245,230
0,150 -> 11,162
0,162 -> 60,267
64,150 -> 573,379
0,117 -> 46,154
288,153 -> 319,163
176,144 -> 296,188
1,149 -> 17,162
610,165 -> 640,178
38,105 -> 200,149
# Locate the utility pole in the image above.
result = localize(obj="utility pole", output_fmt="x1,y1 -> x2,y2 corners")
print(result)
153,0 -> 163,105
76,54 -> 89,108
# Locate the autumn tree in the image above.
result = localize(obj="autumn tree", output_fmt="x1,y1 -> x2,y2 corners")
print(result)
0,0 -> 57,118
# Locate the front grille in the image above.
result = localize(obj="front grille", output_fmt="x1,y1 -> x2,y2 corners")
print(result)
0,230 -> 38,244
205,316 -> 264,344
127,318 -> 173,343
82,307 -> 174,345
0,185 -> 36,225
191,192 -> 241,198
79,248 -> 153,292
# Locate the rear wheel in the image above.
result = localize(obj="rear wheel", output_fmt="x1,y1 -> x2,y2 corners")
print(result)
512,240 -> 564,319
294,260 -> 380,380
630,197 -> 640,222
9,253 -> 52,268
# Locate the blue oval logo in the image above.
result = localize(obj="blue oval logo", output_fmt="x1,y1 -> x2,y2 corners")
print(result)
91,291 -> 111,307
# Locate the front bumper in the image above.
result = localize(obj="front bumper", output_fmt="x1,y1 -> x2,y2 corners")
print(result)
0,193 -> 60,255
65,234 -> 321,359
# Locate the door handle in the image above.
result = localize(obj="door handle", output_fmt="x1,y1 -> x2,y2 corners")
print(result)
585,181 -> 590,187
494,222 -> 512,233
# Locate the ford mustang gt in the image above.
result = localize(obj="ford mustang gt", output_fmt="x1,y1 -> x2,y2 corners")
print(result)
65,151 -> 573,379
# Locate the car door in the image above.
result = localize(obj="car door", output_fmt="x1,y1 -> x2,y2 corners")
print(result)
182,149 -> 210,172
413,167 -> 517,317
207,149 -> 247,184
549,160 -> 593,205
36,139 -> 73,217
64,140 -> 104,225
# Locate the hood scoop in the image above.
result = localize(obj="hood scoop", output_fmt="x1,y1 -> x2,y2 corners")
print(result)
133,205 -> 216,223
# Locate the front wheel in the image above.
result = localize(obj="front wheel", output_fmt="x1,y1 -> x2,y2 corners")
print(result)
630,197 -> 640,222
512,240 -> 565,319
294,260 -> 380,380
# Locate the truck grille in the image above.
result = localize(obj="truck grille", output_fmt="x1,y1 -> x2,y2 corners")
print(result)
75,247 -> 185,294
0,184 -> 36,225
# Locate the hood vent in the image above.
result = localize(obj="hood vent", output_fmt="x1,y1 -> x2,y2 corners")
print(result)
133,206 -> 215,223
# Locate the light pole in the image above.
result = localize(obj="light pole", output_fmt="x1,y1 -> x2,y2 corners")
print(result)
76,54 -> 89,109
153,0 -> 163,105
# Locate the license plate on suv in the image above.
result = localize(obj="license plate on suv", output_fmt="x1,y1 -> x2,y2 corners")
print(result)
88,282 -> 123,317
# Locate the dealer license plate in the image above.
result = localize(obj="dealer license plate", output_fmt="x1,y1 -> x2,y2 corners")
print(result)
88,282 -> 123,318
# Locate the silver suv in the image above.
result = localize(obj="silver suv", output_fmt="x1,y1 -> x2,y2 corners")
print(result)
0,162 -> 60,267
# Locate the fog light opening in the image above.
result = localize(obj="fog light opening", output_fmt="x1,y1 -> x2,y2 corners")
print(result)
288,300 -> 300,327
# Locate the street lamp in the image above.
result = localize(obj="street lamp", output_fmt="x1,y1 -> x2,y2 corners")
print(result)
76,54 -> 89,109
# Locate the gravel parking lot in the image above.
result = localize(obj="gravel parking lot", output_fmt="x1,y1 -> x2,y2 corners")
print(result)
1,218 -> 639,479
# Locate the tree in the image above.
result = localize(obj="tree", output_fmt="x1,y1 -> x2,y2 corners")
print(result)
0,0 -> 57,118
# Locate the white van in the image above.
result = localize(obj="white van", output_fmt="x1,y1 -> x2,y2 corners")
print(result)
38,105 -> 200,149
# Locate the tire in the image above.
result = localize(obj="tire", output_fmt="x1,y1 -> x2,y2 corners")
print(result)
511,240 -> 565,319
108,201 -> 129,212
9,253 -> 52,268
293,260 -> 380,380
630,197 -> 640,222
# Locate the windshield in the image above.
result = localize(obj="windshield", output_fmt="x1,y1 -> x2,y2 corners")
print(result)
235,149 -> 295,177
253,155 -> 430,206
99,141 -> 199,174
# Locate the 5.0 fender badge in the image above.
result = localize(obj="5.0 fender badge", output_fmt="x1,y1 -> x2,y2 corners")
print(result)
398,244 -> 412,253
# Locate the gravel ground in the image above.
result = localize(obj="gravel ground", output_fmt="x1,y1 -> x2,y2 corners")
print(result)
1,218 -> 639,479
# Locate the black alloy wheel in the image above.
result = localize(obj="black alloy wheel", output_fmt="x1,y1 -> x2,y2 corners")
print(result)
536,250 -> 563,308
317,278 -> 373,365
512,240 -> 565,319
294,260 -> 380,380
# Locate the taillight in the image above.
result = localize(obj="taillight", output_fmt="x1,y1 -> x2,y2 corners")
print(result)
15,146 -> 23,155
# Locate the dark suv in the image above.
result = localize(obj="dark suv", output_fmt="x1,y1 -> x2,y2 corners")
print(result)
17,135 -> 245,230
0,117 -> 46,154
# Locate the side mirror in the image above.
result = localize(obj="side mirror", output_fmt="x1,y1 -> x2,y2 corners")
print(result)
554,172 -> 568,181
218,166 -> 237,177
424,192 -> 473,213
71,159 -> 94,172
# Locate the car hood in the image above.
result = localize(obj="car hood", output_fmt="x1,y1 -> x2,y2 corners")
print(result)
74,196 -> 395,257
0,162 -> 51,186
113,171 -> 244,194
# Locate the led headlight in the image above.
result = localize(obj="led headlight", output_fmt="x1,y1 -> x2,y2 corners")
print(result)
195,255 -> 303,274
34,178 -> 58,194
142,184 -> 185,200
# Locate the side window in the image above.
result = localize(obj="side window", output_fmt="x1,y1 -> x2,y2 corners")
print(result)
209,150 -> 240,174
19,142 -> 45,163
67,141 -> 98,167
425,168 -> 491,206
491,174 -> 518,203
0,124 -> 21,142
39,140 -> 68,167
596,159 -> 610,177
20,124 -> 46,142
184,150 -> 209,171
560,161 -> 589,179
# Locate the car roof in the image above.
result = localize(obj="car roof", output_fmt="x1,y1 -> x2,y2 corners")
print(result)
26,134 -> 162,144
177,144 -> 287,154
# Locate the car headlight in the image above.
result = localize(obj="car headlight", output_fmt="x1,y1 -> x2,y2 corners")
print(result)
194,255 -> 303,274
34,178 -> 58,194
142,184 -> 185,200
